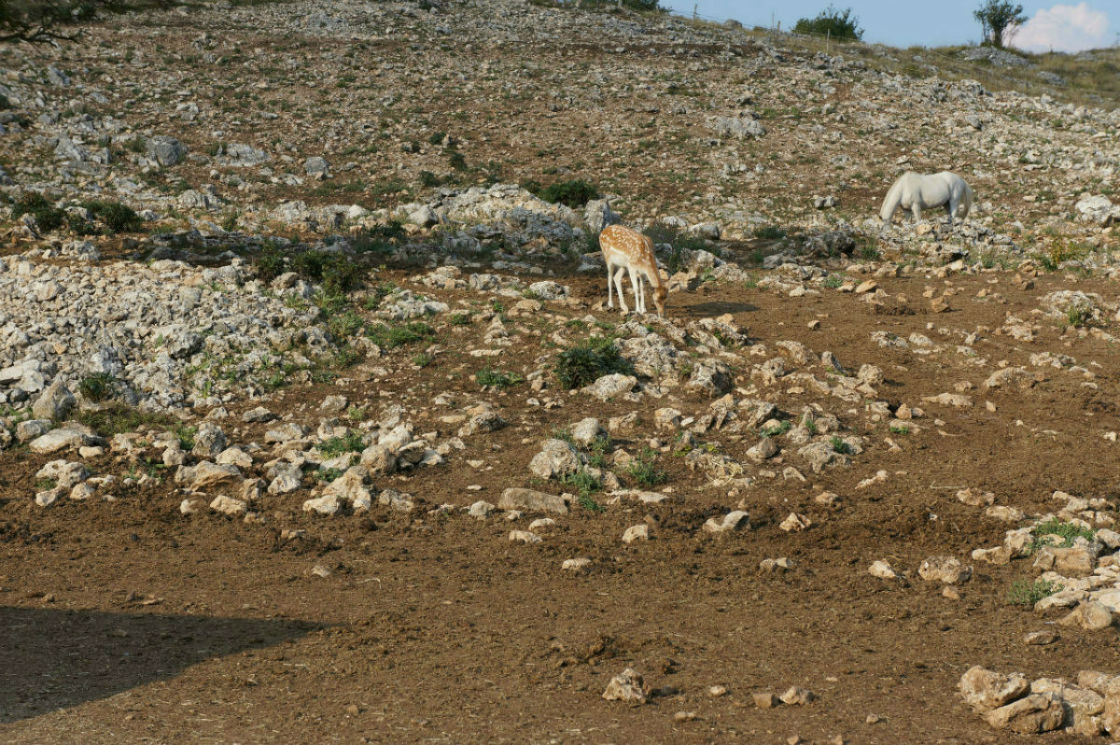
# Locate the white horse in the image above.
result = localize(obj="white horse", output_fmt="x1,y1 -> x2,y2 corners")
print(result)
879,171 -> 974,229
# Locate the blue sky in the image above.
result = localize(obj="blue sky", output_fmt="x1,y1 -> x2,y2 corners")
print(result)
660,1 -> 1117,51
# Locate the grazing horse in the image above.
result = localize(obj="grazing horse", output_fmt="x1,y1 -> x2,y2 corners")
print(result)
879,171 -> 974,229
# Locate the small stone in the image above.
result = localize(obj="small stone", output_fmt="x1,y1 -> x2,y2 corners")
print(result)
814,491 -> 841,507
302,494 -> 340,515
868,560 -> 898,579
603,668 -> 647,704
242,406 -> 277,423
562,557 -> 591,572
467,500 -> 495,519
499,487 -> 569,515
32,380 -> 75,421
509,530 -> 542,545
752,692 -> 779,708
779,512 -> 811,532
311,564 -> 331,578
702,510 -> 749,534
956,488 -> 995,507
984,693 -> 1064,733
959,666 -> 1029,712
865,713 -> 885,724
570,417 -> 605,446
673,711 -> 698,722
780,687 -> 815,705
209,495 -> 248,516
708,685 -> 728,697
1060,601 -> 1114,631
972,546 -> 1012,565
1022,629 -> 1059,645
918,555 -> 972,584
622,524 -> 650,543
760,557 -> 794,572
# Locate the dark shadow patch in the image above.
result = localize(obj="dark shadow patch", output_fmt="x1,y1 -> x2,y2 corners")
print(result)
681,301 -> 758,316
0,606 -> 320,723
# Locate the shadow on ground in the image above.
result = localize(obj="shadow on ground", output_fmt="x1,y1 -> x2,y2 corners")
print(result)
0,606 -> 320,723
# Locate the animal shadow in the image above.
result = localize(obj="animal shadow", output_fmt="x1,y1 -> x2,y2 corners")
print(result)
0,605 -> 320,723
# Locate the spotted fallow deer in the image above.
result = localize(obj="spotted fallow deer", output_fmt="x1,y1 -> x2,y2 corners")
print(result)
599,224 -> 667,318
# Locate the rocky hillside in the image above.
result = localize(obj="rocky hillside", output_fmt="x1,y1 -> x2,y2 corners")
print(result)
2,2 -> 1120,744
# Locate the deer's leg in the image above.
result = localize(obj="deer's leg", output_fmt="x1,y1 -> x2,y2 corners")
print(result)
605,263 -> 614,308
613,267 -> 629,314
627,267 -> 643,314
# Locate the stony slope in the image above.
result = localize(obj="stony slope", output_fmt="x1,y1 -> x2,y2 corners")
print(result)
2,2 -> 1120,744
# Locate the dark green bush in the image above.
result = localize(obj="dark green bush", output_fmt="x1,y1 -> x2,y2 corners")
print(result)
321,259 -> 366,295
553,336 -> 633,390
82,199 -> 143,233
292,250 -> 326,282
475,368 -> 523,389
286,251 -> 366,295
78,372 -> 116,403
366,321 -> 435,350
12,192 -> 65,232
627,448 -> 668,486
793,5 -> 863,40
537,179 -> 599,208
351,222 -> 404,254
256,244 -> 286,282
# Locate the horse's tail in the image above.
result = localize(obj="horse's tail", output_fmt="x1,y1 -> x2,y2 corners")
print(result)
879,178 -> 904,223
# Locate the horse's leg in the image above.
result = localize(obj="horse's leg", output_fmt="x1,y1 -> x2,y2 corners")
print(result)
912,204 -> 922,222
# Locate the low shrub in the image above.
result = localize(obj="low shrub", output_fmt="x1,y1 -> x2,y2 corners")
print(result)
536,179 -> 599,208
12,192 -> 65,232
553,336 -> 633,390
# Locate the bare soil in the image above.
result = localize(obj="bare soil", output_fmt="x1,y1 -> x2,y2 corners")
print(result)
3,261 -> 1119,744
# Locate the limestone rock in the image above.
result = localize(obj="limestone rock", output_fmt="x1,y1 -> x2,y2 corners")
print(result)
702,510 -> 749,534
603,668 -> 647,704
528,438 -> 583,480
498,488 -> 569,515
29,425 -> 98,455
147,136 -> 187,167
177,461 -> 242,491
918,556 -> 972,584
984,693 -> 1064,733
1059,601 -> 1114,631
302,494 -> 340,515
509,530 -> 542,545
570,417 -> 605,447
868,560 -> 899,580
583,373 -> 638,401
959,666 -> 1029,712
622,524 -> 649,543
209,495 -> 248,516
32,380 -> 75,421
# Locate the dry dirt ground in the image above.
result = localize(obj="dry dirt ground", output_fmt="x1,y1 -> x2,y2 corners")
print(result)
4,259 -> 1120,745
